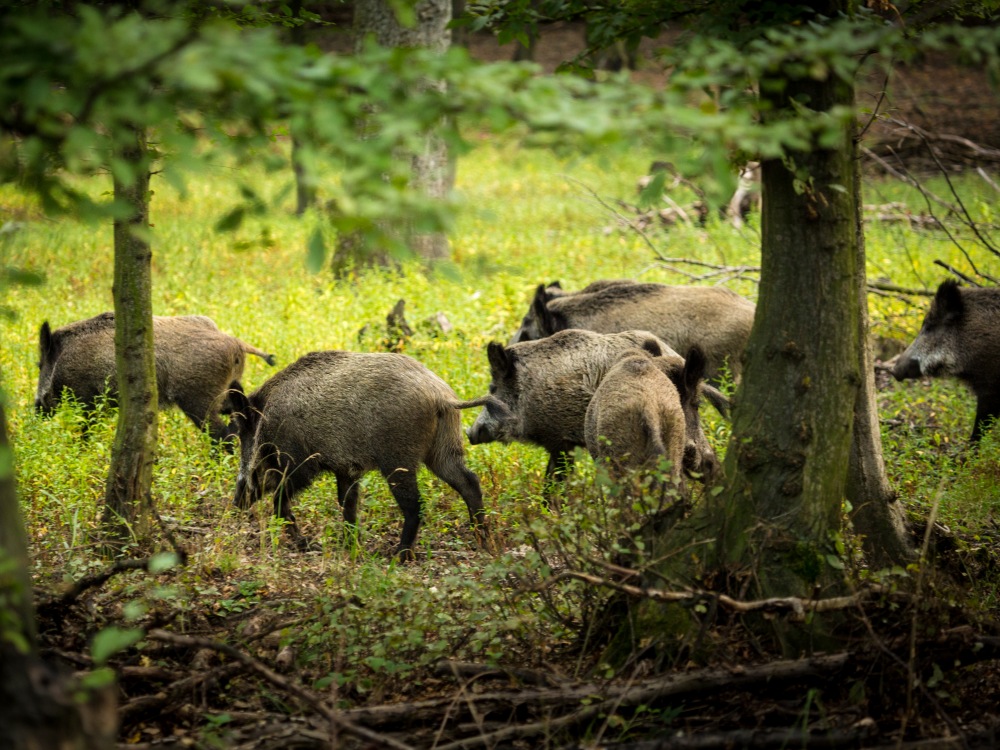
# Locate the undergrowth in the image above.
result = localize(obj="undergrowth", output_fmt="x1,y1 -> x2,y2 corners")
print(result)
2,136 -> 1000,712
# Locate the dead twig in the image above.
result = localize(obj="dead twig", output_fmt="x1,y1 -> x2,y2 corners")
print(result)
145,629 -> 414,750
533,569 -> 881,622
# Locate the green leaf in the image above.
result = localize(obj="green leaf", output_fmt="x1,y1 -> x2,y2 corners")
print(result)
637,171 -> 667,209
148,551 -> 181,574
306,227 -> 326,273
215,207 -> 246,232
91,626 -> 143,665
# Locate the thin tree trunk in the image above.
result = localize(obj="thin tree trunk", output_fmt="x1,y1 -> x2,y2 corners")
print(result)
0,402 -> 118,749
846,118 -> 914,568
335,0 -> 453,267
101,127 -> 158,542
289,0 -> 316,216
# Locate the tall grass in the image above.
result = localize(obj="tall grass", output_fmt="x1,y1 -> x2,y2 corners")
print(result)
2,134 -> 998,690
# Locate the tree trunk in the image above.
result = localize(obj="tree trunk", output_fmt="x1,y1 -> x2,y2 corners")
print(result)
101,127 -> 158,542
0,402 -> 118,749
335,0 -> 453,267
714,66 -> 861,601
845,124 -> 914,569
289,0 -> 316,216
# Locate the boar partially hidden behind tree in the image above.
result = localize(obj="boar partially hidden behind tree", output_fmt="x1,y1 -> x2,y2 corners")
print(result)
892,279 -> 1000,444
585,345 -> 720,486
510,280 -> 755,382
228,350 -> 487,558
35,313 -> 275,442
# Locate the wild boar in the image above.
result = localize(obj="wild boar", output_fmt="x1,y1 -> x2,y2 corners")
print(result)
509,281 -> 755,382
467,329 -> 726,486
892,279 -> 1000,443
35,313 -> 275,441
585,346 -> 720,484
229,350 -> 486,557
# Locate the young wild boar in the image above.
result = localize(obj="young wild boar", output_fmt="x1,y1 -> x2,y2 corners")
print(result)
509,281 -> 755,382
35,313 -> 275,441
585,346 -> 720,484
892,279 -> 1000,443
467,329 -> 727,486
229,350 -> 486,557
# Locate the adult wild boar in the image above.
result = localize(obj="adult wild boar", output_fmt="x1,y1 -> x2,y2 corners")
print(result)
467,329 -> 727,485
35,313 -> 275,441
509,281 -> 755,382
892,280 -> 1000,443
585,346 -> 720,484
229,350 -> 486,557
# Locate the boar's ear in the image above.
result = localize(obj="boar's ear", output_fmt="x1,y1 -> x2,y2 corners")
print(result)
227,387 -> 257,431
934,279 -> 964,323
531,285 -> 560,336
678,347 -> 708,403
640,338 -> 663,357
487,341 -> 516,381
547,280 -> 562,290
39,321 -> 54,362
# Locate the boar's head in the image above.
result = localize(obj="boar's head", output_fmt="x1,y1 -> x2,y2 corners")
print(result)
672,347 -> 721,483
467,342 -> 524,445
228,388 -> 281,510
509,284 -> 567,344
893,280 -> 964,381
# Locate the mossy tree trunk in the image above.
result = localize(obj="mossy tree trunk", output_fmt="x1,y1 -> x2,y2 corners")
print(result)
335,0 -> 453,267
101,127 -> 158,542
609,1 -> 908,663
0,402 -> 117,749
714,68 -> 861,599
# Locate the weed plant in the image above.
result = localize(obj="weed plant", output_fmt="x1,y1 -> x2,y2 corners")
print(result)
1,134 -> 998,698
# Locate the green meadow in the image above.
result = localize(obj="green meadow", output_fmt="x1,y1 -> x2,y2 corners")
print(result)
2,134 -> 999,698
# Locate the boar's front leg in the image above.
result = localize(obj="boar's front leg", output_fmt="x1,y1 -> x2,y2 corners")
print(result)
334,470 -> 363,526
272,477 -> 316,552
972,389 -> 1000,444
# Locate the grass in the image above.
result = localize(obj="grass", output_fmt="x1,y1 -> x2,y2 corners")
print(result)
2,134 -> 999,713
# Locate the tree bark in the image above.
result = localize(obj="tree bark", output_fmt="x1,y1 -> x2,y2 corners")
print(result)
713,62 -> 862,603
101,127 -> 158,542
336,0 -> 453,267
846,117 -> 914,568
0,402 -> 118,749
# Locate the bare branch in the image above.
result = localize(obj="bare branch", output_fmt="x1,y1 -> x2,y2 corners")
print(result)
145,629 -> 414,750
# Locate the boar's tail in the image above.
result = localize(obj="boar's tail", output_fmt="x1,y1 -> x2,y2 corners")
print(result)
239,340 -> 277,366
451,395 -> 492,410
701,384 -> 730,420
450,395 -> 514,419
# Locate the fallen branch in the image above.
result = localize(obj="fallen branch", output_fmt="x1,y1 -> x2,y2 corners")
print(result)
537,569 -> 881,621
569,723 -> 877,749
435,659 -> 564,687
145,629 -> 414,750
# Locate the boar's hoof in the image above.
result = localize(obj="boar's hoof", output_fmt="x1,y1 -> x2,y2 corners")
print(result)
290,534 -> 321,553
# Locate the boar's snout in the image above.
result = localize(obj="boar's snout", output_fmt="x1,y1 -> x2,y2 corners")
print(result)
467,421 -> 492,445
891,354 -> 922,382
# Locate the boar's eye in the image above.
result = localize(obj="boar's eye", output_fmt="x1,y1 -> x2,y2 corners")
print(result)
488,383 -> 497,394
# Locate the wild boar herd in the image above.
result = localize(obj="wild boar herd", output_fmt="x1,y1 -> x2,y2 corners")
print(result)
33,278 -> 1000,557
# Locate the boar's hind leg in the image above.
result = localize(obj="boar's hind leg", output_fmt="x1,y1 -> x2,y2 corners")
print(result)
382,468 -> 423,560
972,390 -> 1000,444
427,456 -> 487,540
